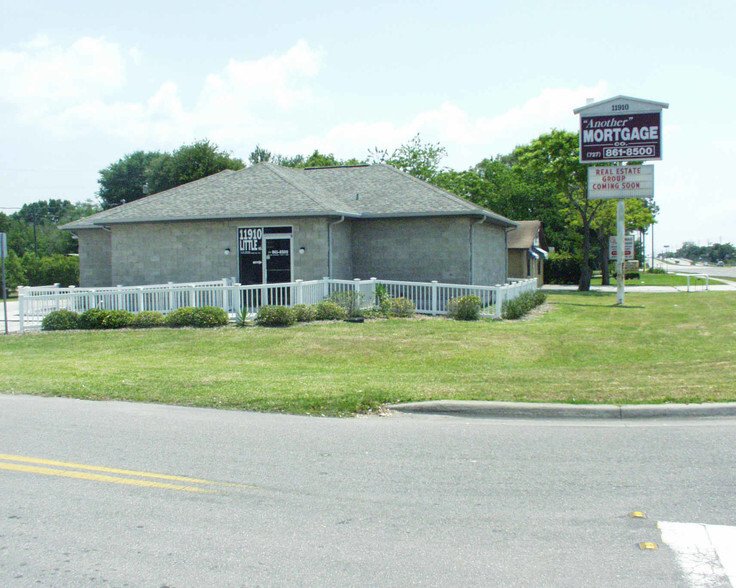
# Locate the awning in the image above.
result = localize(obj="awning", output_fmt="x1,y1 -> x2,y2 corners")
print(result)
532,246 -> 548,259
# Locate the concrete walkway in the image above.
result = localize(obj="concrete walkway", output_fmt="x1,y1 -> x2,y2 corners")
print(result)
0,300 -> 19,334
542,283 -> 736,293
388,400 -> 736,420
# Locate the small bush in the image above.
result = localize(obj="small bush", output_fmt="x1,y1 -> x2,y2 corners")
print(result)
292,304 -> 316,322
502,290 -> 547,320
165,306 -> 229,328
102,310 -> 134,329
646,267 -> 666,275
374,284 -> 391,314
42,309 -> 79,331
545,252 -> 581,285
314,300 -> 347,321
448,295 -> 482,321
130,311 -> 165,329
233,308 -> 249,328
388,297 -> 415,318
256,305 -> 296,327
329,291 -> 364,317
79,308 -> 110,330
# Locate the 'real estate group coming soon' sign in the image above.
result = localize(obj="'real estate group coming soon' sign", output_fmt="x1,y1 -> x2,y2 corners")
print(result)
580,111 -> 662,163
588,165 -> 654,200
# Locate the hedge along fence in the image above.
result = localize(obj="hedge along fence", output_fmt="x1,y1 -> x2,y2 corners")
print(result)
18,277 -> 538,331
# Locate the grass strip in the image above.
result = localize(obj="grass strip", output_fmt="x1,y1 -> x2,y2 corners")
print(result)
2,292 -> 735,415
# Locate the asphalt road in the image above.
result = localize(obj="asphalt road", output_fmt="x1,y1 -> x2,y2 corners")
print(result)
2,395 -> 735,586
656,259 -> 736,279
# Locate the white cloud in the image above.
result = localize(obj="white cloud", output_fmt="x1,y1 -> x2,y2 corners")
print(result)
0,36 -> 126,108
270,82 -> 610,168
0,37 -> 323,147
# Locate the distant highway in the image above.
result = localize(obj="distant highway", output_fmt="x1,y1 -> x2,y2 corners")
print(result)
655,259 -> 736,279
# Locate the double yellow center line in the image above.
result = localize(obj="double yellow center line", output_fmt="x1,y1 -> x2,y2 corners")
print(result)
0,453 -> 256,494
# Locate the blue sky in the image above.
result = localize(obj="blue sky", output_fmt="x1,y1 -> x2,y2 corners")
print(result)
2,0 -> 735,252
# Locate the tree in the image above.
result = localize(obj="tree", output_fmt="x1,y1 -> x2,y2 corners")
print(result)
145,140 -> 245,195
248,145 -> 272,165
368,134 -> 447,182
515,130 -> 603,291
98,140 -> 245,209
98,150 -> 164,209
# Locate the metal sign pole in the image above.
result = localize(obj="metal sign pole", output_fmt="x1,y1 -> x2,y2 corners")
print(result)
616,199 -> 625,305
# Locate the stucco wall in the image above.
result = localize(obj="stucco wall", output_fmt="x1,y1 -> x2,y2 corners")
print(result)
78,228 -> 112,287
106,217 -> 330,287
351,217 -> 474,283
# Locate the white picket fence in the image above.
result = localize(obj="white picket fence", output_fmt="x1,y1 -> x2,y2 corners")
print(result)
17,276 -> 537,331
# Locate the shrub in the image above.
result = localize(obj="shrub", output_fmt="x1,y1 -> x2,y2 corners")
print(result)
502,290 -> 547,320
545,252 -> 581,285
79,308 -> 110,330
646,267 -> 666,275
130,311 -> 165,329
314,300 -> 347,321
41,309 -> 79,331
329,291 -> 364,317
233,308 -> 249,328
374,284 -> 391,314
165,306 -> 229,328
448,295 -> 482,321
388,297 -> 415,318
256,305 -> 296,327
102,310 -> 134,329
292,304 -> 316,322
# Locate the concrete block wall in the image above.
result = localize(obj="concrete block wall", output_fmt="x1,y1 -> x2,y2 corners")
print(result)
103,217 -> 331,287
78,228 -> 112,287
351,217 -> 473,283
472,222 -> 508,286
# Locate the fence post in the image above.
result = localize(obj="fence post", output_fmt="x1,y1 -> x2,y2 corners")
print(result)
188,284 -> 195,307
168,282 -> 175,311
221,278 -> 229,312
495,285 -> 504,319
137,287 -> 144,313
116,285 -> 123,310
54,285 -> 61,311
68,285 -> 75,312
323,277 -> 330,301
431,281 -> 438,316
296,280 -> 303,305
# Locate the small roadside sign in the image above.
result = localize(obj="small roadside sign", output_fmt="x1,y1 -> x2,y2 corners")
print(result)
588,165 -> 654,200
610,235 -> 635,260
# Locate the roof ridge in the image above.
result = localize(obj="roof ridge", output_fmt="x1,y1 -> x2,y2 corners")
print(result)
262,163 -> 358,216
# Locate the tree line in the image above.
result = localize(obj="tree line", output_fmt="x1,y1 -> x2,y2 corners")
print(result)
5,131 -> 659,292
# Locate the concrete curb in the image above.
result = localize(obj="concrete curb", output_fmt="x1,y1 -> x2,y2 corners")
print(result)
386,400 -> 736,420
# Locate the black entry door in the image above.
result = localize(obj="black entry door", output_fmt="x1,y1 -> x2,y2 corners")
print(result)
265,237 -> 291,284
265,237 -> 291,304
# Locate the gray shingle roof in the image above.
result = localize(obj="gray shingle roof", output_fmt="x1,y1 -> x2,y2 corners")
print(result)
61,163 -> 515,230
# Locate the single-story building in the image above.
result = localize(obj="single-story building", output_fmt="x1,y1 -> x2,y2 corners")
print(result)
507,220 -> 548,287
61,163 -> 516,288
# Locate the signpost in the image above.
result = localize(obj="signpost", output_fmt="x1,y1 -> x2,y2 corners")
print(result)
574,96 -> 668,305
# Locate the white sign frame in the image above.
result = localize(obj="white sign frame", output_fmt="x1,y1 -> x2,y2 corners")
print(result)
588,165 -> 654,200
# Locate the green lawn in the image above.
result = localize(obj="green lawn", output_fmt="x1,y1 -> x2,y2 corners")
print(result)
591,273 -> 724,287
2,291 -> 735,415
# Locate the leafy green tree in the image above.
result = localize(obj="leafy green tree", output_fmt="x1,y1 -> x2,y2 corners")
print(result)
368,134 -> 447,182
2,250 -> 25,292
145,140 -> 245,195
248,145 -> 272,165
515,130 -> 603,291
98,150 -> 164,209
